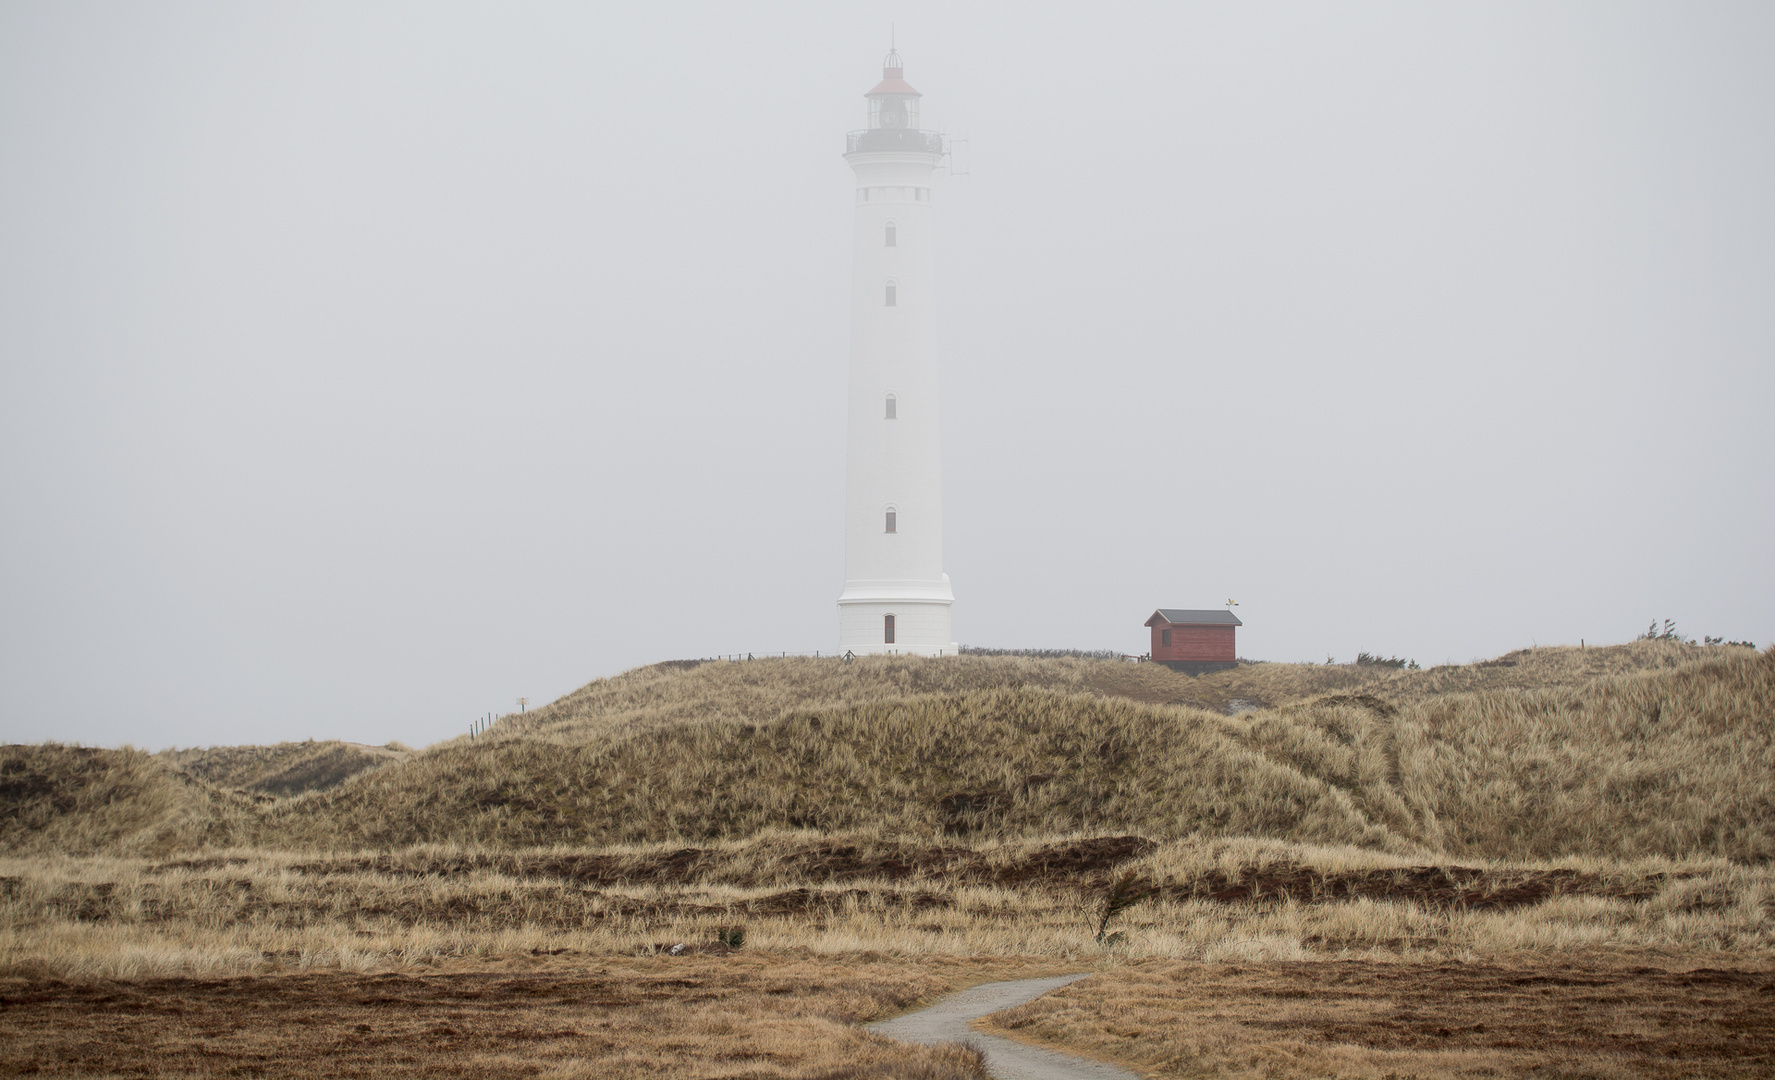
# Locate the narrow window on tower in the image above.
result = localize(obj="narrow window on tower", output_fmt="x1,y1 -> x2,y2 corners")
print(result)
884,507 -> 897,533
885,280 -> 897,306
884,614 -> 896,644
885,393 -> 897,419
1161,629 -> 1172,647
885,221 -> 897,247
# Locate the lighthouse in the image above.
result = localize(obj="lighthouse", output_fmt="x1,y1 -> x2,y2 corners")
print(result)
836,47 -> 957,656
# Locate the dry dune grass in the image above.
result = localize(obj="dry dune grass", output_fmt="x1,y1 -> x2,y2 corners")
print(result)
474,640 -> 1733,742
161,739 -> 412,798
1181,639 -> 1734,711
0,744 -> 251,858
505,653 -> 1115,744
3,833 -> 1768,982
1231,646 -> 1775,861
261,686 -> 1409,853
3,642 -> 1769,865
260,644 -> 1775,862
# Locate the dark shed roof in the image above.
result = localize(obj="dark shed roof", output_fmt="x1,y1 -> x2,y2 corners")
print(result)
1146,609 -> 1242,627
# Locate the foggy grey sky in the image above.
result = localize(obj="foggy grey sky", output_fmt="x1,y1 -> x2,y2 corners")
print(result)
2,2 -> 1771,751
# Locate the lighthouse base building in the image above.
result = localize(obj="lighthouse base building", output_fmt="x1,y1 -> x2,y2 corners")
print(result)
836,48 -> 958,657
837,581 -> 956,656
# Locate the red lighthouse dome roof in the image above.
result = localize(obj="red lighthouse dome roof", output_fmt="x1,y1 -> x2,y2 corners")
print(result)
866,47 -> 922,97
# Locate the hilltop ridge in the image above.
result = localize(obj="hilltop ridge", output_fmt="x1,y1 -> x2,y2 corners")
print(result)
161,739 -> 413,798
2,640 -> 1767,862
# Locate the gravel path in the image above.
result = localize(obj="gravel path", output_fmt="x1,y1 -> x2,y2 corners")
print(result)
868,974 -> 1143,1080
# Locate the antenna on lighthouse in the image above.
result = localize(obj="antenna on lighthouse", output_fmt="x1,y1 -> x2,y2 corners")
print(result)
947,135 -> 970,178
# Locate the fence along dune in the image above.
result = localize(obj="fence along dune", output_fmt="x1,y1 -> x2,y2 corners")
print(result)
2,641 -> 1768,863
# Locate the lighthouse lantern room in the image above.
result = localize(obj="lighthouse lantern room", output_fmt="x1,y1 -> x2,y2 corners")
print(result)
837,48 -> 957,656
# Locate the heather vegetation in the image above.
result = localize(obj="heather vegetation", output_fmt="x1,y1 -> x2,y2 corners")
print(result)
983,956 -> 1774,1079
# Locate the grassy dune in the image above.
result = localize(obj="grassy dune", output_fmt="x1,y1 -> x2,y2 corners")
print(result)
0,744 -> 248,858
263,686 -> 1405,853
2,642 -> 1769,861
499,652 -> 1193,742
493,639 -> 1730,739
1185,638 -> 1732,709
161,739 -> 412,797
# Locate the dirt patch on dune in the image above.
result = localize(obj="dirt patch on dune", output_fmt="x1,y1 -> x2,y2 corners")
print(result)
39,877 -> 958,931
1310,693 -> 1399,717
745,887 -> 949,916
50,839 -> 1154,932
1082,664 -> 1227,710
1161,862 -> 1685,911
275,835 -> 1157,890
989,835 -> 1155,883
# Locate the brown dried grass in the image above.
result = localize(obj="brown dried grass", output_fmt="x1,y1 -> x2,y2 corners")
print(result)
983,956 -> 1775,1079
0,953 -> 1030,1079
3,834 -> 1768,982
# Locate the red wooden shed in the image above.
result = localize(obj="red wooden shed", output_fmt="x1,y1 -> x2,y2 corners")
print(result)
1145,609 -> 1241,675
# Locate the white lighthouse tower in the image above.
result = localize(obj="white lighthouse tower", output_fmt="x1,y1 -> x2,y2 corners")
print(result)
837,47 -> 957,656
